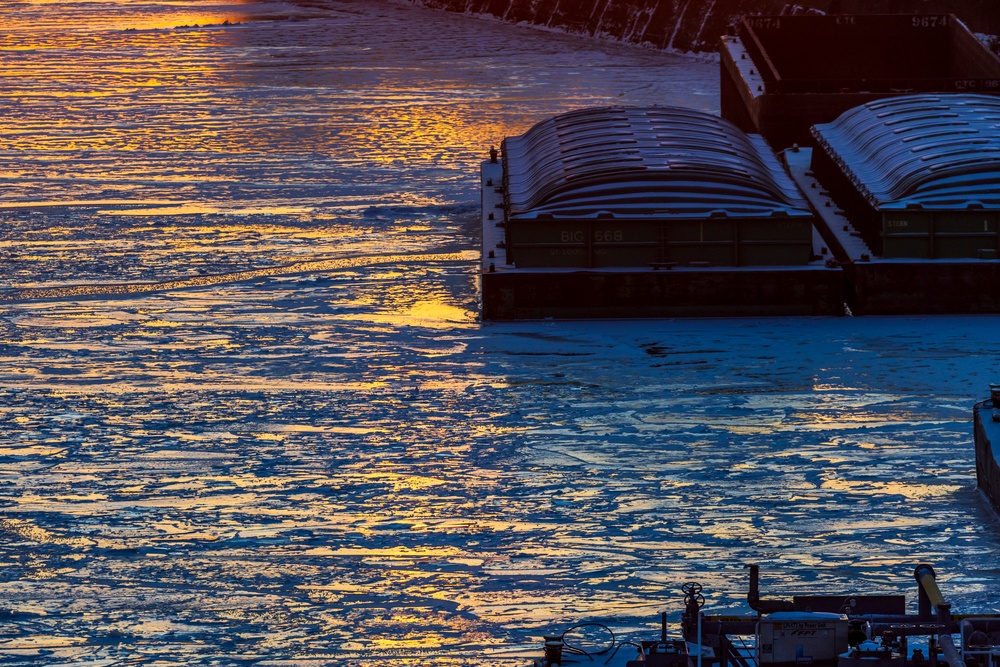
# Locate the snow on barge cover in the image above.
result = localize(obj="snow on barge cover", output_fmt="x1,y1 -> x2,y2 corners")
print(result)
480,106 -> 843,320
791,93 -> 1000,315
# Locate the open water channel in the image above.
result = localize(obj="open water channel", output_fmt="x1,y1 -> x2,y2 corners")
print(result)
0,0 -> 999,664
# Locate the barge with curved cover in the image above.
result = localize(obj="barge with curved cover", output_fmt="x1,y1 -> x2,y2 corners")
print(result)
501,106 -> 815,269
481,106 -> 843,320
480,13 -> 1000,320
799,93 -> 1000,314
811,94 -> 1000,260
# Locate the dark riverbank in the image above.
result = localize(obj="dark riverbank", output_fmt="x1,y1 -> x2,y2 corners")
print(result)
410,0 -> 1000,54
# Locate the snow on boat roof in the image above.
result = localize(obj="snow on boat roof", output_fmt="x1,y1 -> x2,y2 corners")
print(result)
501,106 -> 813,220
811,94 -> 1000,211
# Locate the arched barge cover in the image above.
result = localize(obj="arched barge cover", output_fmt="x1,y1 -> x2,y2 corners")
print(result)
501,106 -> 812,220
810,94 -> 1000,210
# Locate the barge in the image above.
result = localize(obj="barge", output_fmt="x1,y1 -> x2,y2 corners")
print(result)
481,106 -> 844,320
786,94 -> 1000,316
720,13 -> 1000,151
480,14 -> 1000,320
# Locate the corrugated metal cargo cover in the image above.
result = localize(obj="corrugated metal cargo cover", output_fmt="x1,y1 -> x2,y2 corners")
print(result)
500,106 -> 815,268
810,94 -> 1000,258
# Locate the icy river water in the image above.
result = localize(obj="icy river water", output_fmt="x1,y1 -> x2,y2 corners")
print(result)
1,1 -> 999,664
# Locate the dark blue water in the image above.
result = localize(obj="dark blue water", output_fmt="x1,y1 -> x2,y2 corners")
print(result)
0,1 -> 997,664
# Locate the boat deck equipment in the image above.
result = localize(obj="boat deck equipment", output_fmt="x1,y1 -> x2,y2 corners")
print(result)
530,564 -> 1000,667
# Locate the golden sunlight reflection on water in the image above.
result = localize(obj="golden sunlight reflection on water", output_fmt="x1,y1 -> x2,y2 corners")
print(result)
0,0 -> 998,665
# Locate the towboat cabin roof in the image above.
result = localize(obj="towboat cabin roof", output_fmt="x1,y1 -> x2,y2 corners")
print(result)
501,106 -> 812,220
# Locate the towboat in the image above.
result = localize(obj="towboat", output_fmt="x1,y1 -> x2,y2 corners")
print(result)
530,564 -> 1000,667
